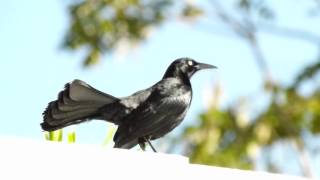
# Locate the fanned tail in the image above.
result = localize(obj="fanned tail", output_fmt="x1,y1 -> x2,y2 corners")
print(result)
41,79 -> 119,131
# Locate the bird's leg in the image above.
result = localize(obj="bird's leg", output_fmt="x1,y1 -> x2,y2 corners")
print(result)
138,138 -> 146,151
143,137 -> 157,153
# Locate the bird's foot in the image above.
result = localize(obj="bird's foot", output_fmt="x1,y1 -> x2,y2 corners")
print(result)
138,138 -> 146,151
144,137 -> 157,153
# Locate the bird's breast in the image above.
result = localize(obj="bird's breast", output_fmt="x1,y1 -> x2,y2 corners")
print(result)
171,91 -> 192,105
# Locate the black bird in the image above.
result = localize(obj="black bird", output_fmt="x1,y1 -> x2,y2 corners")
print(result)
41,57 -> 216,152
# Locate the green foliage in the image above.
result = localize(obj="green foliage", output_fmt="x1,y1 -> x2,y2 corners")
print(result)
184,109 -> 254,169
64,0 -> 172,66
63,0 -> 281,66
181,4 -> 204,20
184,71 -> 320,171
257,88 -> 320,139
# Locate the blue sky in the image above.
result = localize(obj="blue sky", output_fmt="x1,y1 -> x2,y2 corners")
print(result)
0,0 -> 319,177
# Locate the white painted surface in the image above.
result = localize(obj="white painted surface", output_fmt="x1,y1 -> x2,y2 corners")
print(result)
0,137 -> 311,180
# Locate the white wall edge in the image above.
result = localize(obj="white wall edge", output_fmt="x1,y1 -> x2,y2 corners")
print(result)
0,136 -> 312,180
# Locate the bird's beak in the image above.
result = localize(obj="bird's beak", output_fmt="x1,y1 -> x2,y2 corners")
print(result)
196,62 -> 217,70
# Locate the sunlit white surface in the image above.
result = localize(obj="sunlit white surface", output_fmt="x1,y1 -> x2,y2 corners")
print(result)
0,137 -> 311,180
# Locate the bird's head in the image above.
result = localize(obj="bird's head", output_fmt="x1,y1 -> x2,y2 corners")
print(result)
163,58 -> 217,80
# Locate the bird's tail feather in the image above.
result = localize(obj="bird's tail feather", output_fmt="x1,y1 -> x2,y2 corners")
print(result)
41,79 -> 118,131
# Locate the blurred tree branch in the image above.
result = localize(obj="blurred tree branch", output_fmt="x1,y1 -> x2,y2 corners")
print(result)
209,1 -> 320,89
291,138 -> 313,178
210,1 -> 274,88
259,23 -> 320,44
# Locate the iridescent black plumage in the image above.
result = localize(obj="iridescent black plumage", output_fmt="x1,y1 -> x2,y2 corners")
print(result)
41,57 -> 216,151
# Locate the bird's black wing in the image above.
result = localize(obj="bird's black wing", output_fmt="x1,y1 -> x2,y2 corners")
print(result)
114,78 -> 191,148
119,87 -> 154,110
98,86 -> 154,125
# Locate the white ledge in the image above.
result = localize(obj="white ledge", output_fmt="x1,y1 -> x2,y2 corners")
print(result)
0,137 -> 311,180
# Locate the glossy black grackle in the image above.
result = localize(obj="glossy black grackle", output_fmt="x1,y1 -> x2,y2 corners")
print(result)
41,57 -> 216,152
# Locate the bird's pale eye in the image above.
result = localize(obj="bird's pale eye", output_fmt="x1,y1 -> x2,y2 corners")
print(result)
187,60 -> 193,66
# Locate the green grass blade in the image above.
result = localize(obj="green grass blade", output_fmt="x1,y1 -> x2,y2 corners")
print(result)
103,125 -> 116,146
44,130 -> 63,142
67,131 -> 76,143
